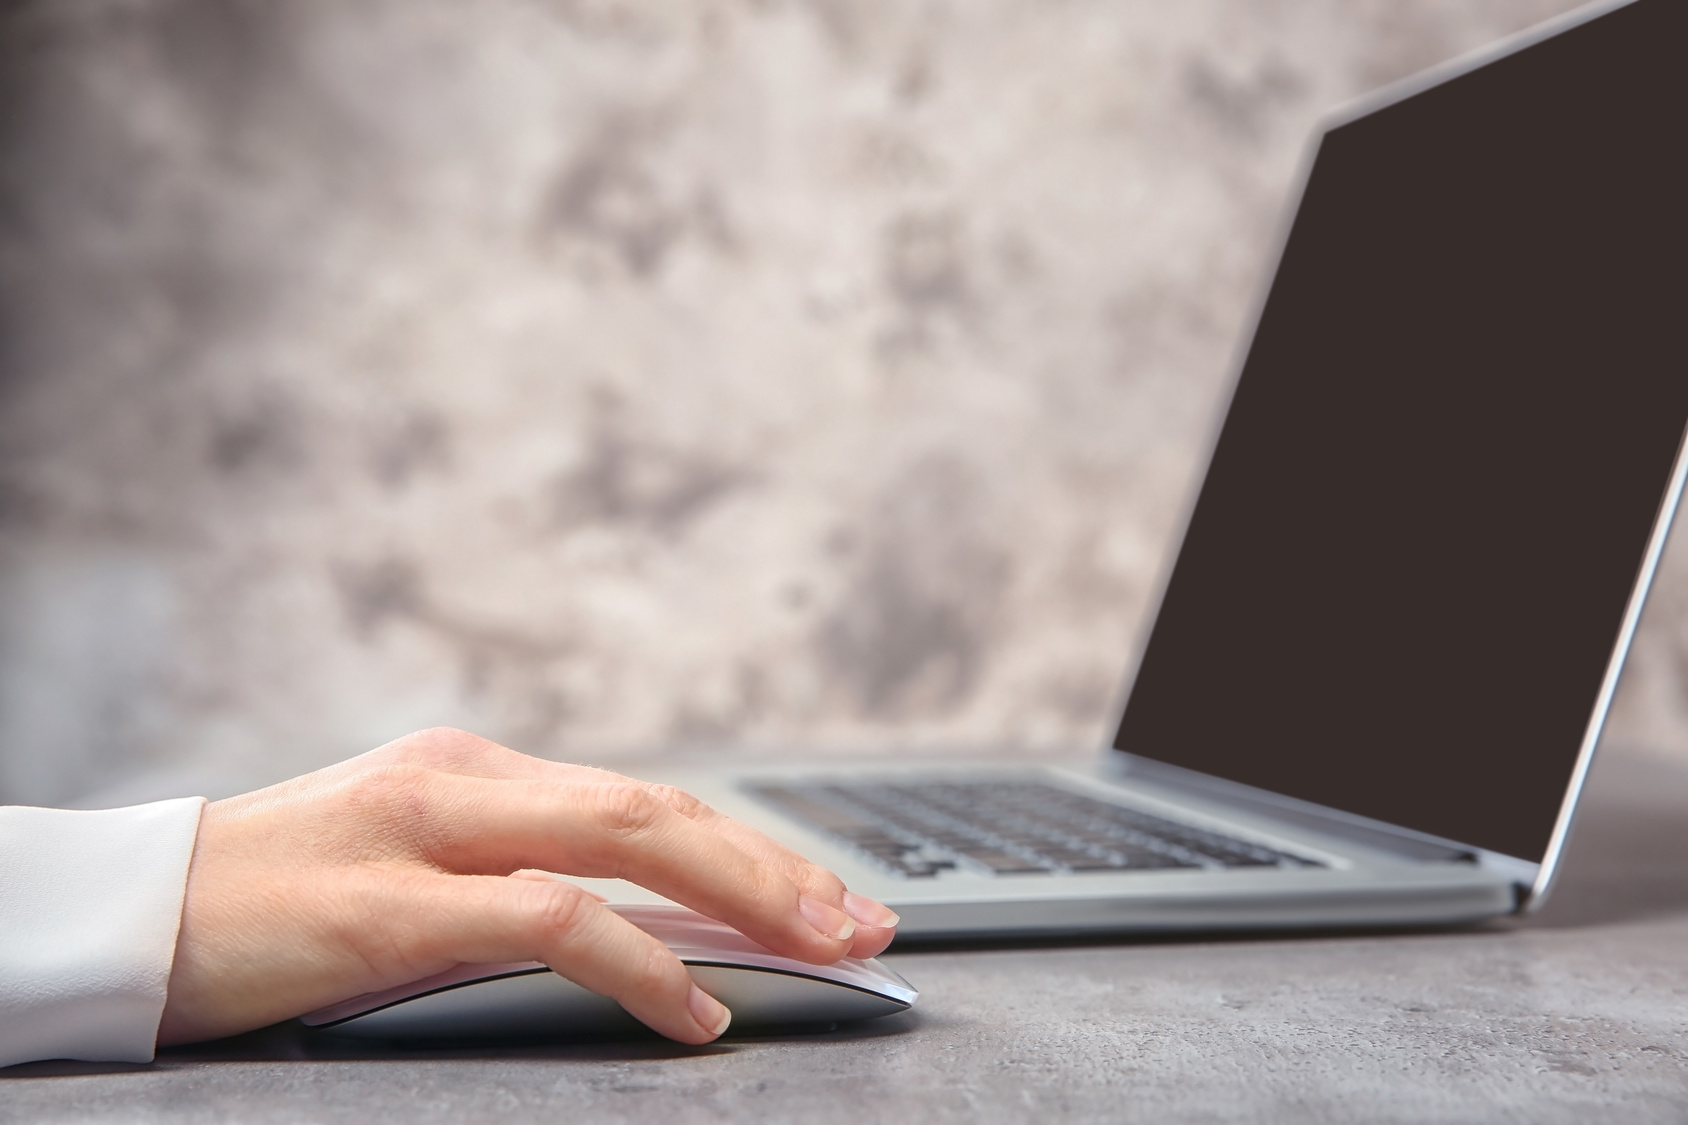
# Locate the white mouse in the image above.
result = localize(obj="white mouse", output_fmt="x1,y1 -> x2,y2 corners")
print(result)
301,904 -> 918,1040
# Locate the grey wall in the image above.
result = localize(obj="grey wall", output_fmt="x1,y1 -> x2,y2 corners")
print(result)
4,0 -> 1681,807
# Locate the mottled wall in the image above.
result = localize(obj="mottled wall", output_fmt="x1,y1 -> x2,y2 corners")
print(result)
5,0 -> 1680,807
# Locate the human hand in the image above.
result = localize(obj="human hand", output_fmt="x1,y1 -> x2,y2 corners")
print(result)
156,728 -> 899,1046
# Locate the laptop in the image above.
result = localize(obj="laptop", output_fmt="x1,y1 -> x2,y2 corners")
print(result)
589,0 -> 1688,939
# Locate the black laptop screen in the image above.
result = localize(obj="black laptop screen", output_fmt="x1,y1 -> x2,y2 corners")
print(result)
1111,0 -> 1688,863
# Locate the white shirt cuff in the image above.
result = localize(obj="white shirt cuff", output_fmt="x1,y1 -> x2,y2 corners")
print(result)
0,797 -> 206,1068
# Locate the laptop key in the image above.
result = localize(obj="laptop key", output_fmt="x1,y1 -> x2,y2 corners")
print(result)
949,846 -> 1054,875
748,778 -> 1323,878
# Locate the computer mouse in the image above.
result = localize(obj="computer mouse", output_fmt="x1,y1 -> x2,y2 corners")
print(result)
300,904 -> 917,1040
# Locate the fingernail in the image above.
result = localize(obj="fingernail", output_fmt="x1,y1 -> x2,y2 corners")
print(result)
843,891 -> 900,929
689,984 -> 731,1038
799,896 -> 857,942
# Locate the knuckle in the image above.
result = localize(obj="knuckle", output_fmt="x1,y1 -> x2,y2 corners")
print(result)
622,934 -> 685,1001
638,943 -> 682,995
645,783 -> 706,819
746,860 -> 793,910
803,865 -> 847,900
335,764 -> 447,857
387,727 -> 498,770
590,783 -> 669,838
344,763 -> 434,810
526,880 -> 591,941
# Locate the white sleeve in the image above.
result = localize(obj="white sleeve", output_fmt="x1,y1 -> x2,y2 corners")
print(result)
0,797 -> 206,1068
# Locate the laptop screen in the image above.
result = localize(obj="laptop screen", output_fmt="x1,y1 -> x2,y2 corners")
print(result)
1111,0 -> 1688,863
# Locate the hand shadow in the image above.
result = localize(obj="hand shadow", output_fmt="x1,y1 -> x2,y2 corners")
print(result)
145,1008 -> 922,1064
0,1059 -> 157,1079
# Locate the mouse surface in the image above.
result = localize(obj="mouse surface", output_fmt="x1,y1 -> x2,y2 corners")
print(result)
301,904 -> 917,1040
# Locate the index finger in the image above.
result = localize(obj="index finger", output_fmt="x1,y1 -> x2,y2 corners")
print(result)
383,768 -> 861,966
365,730 -> 900,956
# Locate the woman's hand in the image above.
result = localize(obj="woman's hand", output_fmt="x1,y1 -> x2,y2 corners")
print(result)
155,728 -> 899,1047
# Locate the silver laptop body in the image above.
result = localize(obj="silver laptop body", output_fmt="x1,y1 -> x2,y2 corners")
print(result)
591,0 -> 1688,939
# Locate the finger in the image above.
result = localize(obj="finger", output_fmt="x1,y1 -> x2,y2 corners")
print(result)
364,730 -> 845,902
387,769 -> 858,964
362,728 -> 613,785
636,783 -> 901,958
364,733 -> 901,956
365,731 -> 842,897
372,871 -> 732,1044
511,868 -> 606,901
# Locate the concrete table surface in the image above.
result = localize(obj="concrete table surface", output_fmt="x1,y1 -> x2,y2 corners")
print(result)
7,749 -> 1688,1123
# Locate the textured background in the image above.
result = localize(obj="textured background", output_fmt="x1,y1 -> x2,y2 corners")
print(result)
3,0 -> 1683,808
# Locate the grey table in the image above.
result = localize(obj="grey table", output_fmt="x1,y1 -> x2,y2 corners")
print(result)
7,749 -> 1688,1123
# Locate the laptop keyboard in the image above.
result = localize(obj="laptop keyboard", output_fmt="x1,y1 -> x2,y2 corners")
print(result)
747,779 -> 1324,878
